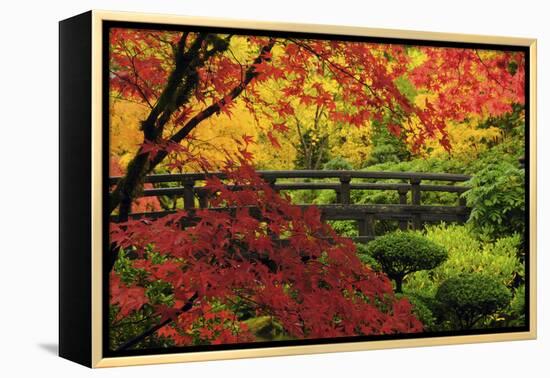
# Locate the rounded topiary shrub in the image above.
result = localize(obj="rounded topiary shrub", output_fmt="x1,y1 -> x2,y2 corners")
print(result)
397,293 -> 436,331
366,231 -> 448,293
435,273 -> 512,329
323,157 -> 353,171
354,242 -> 382,271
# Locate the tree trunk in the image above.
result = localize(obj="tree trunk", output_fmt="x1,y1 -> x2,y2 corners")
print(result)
109,39 -> 275,217
395,276 -> 404,294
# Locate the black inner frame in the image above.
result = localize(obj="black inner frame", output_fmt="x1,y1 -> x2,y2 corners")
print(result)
102,20 -> 531,358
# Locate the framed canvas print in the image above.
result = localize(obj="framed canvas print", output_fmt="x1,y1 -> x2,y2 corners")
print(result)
59,10 -> 537,368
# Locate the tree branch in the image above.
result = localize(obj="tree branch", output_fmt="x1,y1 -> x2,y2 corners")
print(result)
148,39 -> 276,173
474,50 -> 511,91
114,292 -> 198,351
109,33 -> 206,216
108,38 -> 275,272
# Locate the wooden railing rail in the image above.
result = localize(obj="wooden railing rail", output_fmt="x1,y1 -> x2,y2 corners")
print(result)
109,170 -> 471,241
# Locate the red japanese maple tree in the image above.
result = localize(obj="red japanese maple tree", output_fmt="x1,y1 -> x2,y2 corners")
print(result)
110,155 -> 422,348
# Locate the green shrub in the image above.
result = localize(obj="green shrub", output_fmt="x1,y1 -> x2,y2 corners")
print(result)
366,231 -> 448,293
506,285 -> 527,327
436,273 -> 511,329
364,156 -> 468,176
360,157 -> 468,207
354,242 -> 381,271
312,189 -> 337,205
463,160 -> 525,239
363,119 -> 411,167
328,220 -> 358,237
405,224 -> 523,297
323,157 -> 353,171
466,104 -> 525,174
397,293 -> 436,331
288,188 -> 324,204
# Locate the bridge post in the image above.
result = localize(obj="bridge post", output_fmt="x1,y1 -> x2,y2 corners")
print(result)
339,174 -> 351,205
183,179 -> 196,209
398,187 -> 408,230
357,211 -> 375,239
458,194 -> 468,222
267,177 -> 278,193
197,189 -> 209,208
410,178 -> 422,230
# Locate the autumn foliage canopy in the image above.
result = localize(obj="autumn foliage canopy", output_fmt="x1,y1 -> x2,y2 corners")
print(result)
109,30 -> 524,164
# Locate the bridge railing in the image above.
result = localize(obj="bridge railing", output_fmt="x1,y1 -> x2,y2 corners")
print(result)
109,170 -> 471,241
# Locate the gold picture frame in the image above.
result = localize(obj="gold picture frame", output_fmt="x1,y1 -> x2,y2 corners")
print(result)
59,10 -> 537,368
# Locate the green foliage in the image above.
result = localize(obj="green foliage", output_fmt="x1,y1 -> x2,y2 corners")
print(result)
284,99 -> 526,334
462,105 -> 525,240
109,305 -> 169,350
364,156 -> 468,175
366,231 -> 448,292
463,161 -> 525,239
364,120 -> 411,167
354,242 -> 382,271
287,156 -> 350,206
288,188 -> 325,204
328,220 -> 357,237
394,75 -> 418,102
397,293 -> 436,330
359,157 -> 468,208
460,105 -> 524,176
405,224 -> 523,297
110,248 -> 177,350
243,316 -> 288,341
323,157 -> 353,170
313,189 -> 338,205
145,280 -> 174,306
436,273 -> 511,329
225,295 -> 256,321
476,103 -> 525,147
506,285 -> 527,327
113,247 -> 144,284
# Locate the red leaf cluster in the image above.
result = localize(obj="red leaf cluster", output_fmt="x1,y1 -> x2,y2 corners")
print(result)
110,162 -> 422,346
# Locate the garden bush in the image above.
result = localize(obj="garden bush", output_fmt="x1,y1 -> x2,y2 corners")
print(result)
405,224 -> 523,297
354,242 -> 381,271
463,160 -> 525,240
506,285 -> 527,327
328,220 -> 358,237
323,157 -> 353,171
359,157 -> 469,208
397,293 -> 436,330
366,231 -> 448,293
436,273 -> 511,329
362,119 -> 411,167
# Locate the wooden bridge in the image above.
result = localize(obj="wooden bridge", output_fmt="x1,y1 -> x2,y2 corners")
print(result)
109,170 -> 471,241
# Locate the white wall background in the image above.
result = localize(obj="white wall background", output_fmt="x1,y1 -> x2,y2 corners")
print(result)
1,0 -> 547,376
